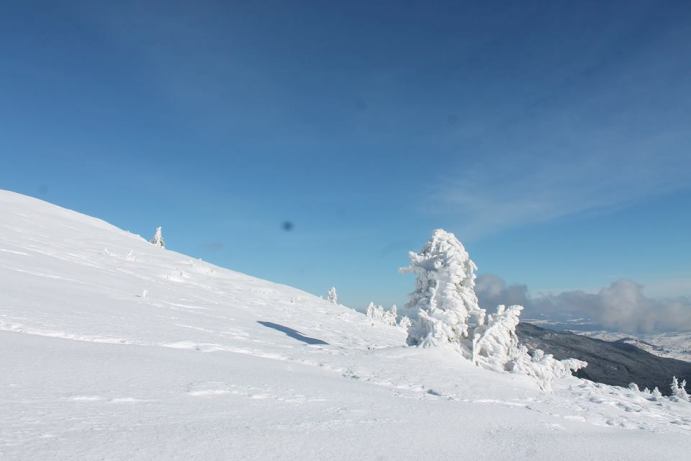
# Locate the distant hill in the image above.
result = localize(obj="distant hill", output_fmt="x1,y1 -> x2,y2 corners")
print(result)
518,323 -> 691,394
579,330 -> 691,362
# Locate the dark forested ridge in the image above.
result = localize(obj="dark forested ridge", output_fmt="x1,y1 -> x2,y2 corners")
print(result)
517,323 -> 691,395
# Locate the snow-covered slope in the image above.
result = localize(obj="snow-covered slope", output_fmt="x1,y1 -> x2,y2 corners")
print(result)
1,190 -> 690,460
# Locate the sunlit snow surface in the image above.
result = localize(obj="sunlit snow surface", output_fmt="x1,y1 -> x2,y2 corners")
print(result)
1,190 -> 690,460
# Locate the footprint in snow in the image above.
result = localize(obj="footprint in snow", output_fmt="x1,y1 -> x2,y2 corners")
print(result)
189,389 -> 232,397
187,382 -> 234,397
109,397 -> 152,403
67,395 -> 103,402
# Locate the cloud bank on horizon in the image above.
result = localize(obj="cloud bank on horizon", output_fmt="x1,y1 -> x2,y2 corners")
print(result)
476,274 -> 691,334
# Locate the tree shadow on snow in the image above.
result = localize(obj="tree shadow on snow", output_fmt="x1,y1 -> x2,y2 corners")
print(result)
257,321 -> 329,346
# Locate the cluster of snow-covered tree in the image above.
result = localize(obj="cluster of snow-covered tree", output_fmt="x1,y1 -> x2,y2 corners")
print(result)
671,377 -> 690,402
628,378 -> 690,403
399,229 -> 587,391
365,302 -> 411,330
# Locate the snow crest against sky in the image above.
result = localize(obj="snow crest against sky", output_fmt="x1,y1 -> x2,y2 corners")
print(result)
1,0 -> 690,324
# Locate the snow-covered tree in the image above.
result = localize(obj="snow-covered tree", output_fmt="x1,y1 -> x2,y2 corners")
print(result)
366,302 -> 397,326
671,376 -> 689,402
472,305 -> 522,371
367,302 -> 384,325
401,228 -> 586,391
470,304 -> 586,388
326,287 -> 338,304
398,315 -> 412,331
366,302 -> 380,322
509,346 -> 587,391
385,304 -> 398,326
402,229 -> 485,351
150,226 -> 165,248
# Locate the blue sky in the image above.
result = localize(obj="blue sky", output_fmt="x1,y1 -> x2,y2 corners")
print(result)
2,0 -> 691,311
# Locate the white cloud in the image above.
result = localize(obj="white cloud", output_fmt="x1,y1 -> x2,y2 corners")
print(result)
476,274 -> 691,334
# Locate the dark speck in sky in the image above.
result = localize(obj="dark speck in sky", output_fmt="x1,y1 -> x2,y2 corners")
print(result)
282,221 -> 294,232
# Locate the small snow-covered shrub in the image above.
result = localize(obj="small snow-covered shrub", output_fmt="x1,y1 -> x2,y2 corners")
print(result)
671,376 -> 689,402
326,287 -> 338,304
150,226 -> 165,248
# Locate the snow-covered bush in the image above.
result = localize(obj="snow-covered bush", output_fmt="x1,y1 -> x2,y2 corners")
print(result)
366,302 -> 383,323
386,304 -> 398,326
150,226 -> 165,248
366,302 -> 397,326
326,287 -> 338,304
472,305 -> 522,371
671,376 -> 689,402
402,229 -> 485,351
402,228 -> 586,391
398,315 -> 412,331
509,346 -> 587,391
470,304 -> 586,387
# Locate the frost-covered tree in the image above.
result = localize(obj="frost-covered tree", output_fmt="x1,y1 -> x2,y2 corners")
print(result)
366,302 -> 380,322
671,376 -> 689,402
401,228 -> 586,391
366,302 -> 397,326
402,229 -> 485,351
369,303 -> 380,322
472,305 -> 522,370
398,315 -> 412,331
471,304 -> 586,388
509,347 -> 587,391
384,304 -> 398,326
326,287 -> 338,304
150,226 -> 165,248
